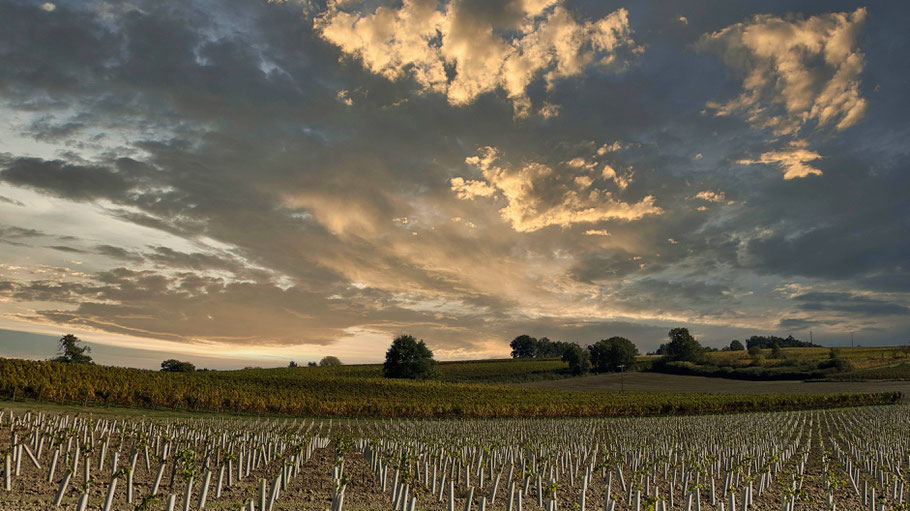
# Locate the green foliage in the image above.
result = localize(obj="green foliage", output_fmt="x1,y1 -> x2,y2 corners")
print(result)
661,328 -> 705,363
510,335 -> 537,358
1,356 -> 895,417
509,335 -> 581,359
382,335 -> 437,380
160,359 -> 195,372
728,340 -> 745,351
769,344 -> 784,359
561,344 -> 591,375
747,345 -> 762,356
588,337 -> 638,372
319,356 -> 343,367
49,334 -> 93,365
745,335 -> 817,349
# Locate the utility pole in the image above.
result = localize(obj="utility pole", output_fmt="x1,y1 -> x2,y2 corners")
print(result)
851,333 -> 854,347
617,364 -> 626,392
810,331 -> 813,344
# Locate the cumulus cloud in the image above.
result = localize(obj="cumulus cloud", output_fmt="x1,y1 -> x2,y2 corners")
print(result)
693,190 -> 726,202
314,0 -> 637,117
450,146 -> 662,232
701,8 -> 868,136
738,146 -> 823,179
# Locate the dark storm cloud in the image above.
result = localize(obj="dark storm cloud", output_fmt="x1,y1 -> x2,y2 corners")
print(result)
0,157 -> 134,201
793,292 -> 909,317
0,195 -> 24,206
95,245 -> 145,263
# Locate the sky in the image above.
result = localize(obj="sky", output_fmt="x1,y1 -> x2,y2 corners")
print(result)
0,0 -> 908,369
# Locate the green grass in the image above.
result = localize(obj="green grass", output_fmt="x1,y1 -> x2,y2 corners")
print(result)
825,362 -> 910,381
706,346 -> 910,370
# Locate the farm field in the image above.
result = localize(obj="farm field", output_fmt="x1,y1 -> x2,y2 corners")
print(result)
704,345 -> 910,371
1,405 -> 908,510
523,371 -> 910,400
0,358 -> 896,418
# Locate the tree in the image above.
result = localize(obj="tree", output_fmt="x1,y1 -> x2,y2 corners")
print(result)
769,344 -> 784,359
729,340 -> 745,351
662,328 -> 705,363
510,335 -> 538,358
307,361 -> 317,367
562,344 -> 591,375
383,335 -> 437,379
588,337 -> 638,372
50,334 -> 93,364
161,359 -> 196,372
319,356 -> 342,367
288,361 -> 298,368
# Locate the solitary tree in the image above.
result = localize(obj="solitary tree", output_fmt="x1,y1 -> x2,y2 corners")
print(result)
562,344 -> 591,375
588,337 -> 638,372
729,340 -> 745,351
509,335 -> 538,358
288,361 -> 298,368
383,335 -> 437,379
662,328 -> 705,363
161,359 -> 196,372
50,334 -> 93,364
319,356 -> 342,367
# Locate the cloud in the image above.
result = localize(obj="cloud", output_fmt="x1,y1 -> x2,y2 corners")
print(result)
701,8 -> 868,136
314,0 -> 637,117
793,291 -> 909,317
693,190 -> 725,202
737,145 -> 822,179
0,156 -> 134,201
451,146 -> 662,232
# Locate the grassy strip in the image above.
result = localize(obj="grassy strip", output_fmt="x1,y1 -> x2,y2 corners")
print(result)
0,357 -> 900,418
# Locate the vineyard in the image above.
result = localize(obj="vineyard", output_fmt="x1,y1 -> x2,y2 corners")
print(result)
0,358 -> 899,418
2,405 -> 910,510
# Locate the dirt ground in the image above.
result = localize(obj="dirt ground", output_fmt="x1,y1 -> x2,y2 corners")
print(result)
521,371 -> 910,400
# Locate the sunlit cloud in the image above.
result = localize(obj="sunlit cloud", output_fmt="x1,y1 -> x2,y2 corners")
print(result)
315,0 -> 638,117
701,8 -> 868,136
451,146 -> 662,232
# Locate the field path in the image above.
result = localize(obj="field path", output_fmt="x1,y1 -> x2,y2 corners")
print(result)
520,371 -> 910,400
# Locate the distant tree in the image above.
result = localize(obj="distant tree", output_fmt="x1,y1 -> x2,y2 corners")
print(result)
288,361 -> 298,368
662,328 -> 705,363
746,335 -> 817,349
319,356 -> 342,367
537,338 -> 577,358
307,361 -> 317,367
161,359 -> 196,372
769,344 -> 784,359
729,340 -> 745,351
562,344 -> 591,375
50,334 -> 93,364
510,335 -> 538,358
588,337 -> 638,372
383,335 -> 437,379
